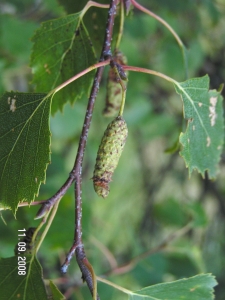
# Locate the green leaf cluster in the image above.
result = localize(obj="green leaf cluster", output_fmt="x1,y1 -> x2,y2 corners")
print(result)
0,0 -> 225,299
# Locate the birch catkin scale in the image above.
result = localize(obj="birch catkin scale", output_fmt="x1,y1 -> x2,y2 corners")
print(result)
93,116 -> 128,198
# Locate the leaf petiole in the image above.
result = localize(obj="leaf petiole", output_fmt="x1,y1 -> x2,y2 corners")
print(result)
130,0 -> 189,78
115,0 -> 125,50
123,65 -> 177,85
49,59 -> 110,97
80,1 -> 109,19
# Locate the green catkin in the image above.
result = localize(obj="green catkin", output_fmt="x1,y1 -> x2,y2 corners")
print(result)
103,50 -> 128,117
93,116 -> 128,198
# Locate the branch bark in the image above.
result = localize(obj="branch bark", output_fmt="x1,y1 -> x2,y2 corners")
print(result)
61,0 -> 120,298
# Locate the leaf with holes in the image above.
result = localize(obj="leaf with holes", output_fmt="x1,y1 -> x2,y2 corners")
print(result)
30,12 -> 96,114
0,92 -> 51,214
174,75 -> 224,179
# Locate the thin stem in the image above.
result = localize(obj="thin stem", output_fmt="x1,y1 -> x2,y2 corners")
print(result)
123,65 -> 177,84
130,0 -> 188,78
51,60 -> 110,95
34,201 -> 60,253
105,222 -> 193,276
131,0 -> 183,48
96,276 -> 133,295
0,213 -> 7,225
118,87 -> 126,116
18,200 -> 47,207
80,1 -> 109,19
32,210 -> 52,250
90,236 -> 118,269
115,0 -> 125,49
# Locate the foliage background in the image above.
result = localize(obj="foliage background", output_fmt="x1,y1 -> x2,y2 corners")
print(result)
0,0 -> 225,299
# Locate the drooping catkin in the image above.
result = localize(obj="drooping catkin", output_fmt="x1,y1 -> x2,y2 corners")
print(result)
103,50 -> 128,117
93,116 -> 128,198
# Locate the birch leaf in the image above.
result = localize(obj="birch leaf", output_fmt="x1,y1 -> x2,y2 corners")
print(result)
0,255 -> 48,300
30,13 -> 96,114
128,274 -> 217,300
0,92 -> 51,214
174,75 -> 224,179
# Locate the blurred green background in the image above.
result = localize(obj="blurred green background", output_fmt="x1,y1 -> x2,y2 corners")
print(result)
1,0 -> 225,299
